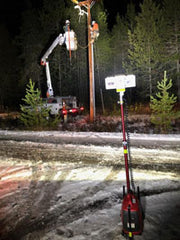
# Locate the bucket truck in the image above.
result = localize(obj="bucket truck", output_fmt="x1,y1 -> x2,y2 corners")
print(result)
40,20 -> 84,118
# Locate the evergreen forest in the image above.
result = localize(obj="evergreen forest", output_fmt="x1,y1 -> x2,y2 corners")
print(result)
0,0 -> 179,113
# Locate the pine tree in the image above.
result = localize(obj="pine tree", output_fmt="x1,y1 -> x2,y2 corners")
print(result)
163,0 -> 180,101
39,0 -> 67,96
20,79 -> 51,129
127,0 -> 165,98
0,24 -> 19,109
111,14 -> 129,75
150,71 -> 178,133
126,1 -> 136,32
17,7 -> 43,90
92,7 -> 112,111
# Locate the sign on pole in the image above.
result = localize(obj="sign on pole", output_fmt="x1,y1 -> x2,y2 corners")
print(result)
105,75 -> 136,90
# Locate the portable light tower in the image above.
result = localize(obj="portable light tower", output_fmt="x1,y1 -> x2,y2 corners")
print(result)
105,75 -> 143,239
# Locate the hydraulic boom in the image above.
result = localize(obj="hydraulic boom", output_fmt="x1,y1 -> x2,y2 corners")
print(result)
40,20 -> 77,97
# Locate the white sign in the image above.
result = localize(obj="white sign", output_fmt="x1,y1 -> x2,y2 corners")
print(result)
105,75 -> 136,90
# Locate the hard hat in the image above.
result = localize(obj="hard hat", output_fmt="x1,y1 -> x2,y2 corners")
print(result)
66,20 -> 70,24
92,21 -> 95,25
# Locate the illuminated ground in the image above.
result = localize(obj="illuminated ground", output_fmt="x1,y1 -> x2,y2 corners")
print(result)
0,131 -> 180,240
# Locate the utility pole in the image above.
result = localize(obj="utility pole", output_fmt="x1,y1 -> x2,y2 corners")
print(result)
72,0 -> 96,122
87,1 -> 95,122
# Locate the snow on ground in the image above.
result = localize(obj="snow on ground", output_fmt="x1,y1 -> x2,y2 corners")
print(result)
0,157 -> 179,240
0,130 -> 180,142
0,130 -> 180,148
0,130 -> 180,240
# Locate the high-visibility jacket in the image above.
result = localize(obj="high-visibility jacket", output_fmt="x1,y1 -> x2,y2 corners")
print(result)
92,22 -> 99,32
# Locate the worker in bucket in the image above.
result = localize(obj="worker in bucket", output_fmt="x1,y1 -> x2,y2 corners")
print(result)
64,20 -> 70,32
91,21 -> 99,43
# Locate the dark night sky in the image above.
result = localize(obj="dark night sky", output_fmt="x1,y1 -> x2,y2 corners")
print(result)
0,0 -> 141,36
104,0 -> 141,28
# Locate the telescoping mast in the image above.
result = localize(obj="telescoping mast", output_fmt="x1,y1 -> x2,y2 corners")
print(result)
105,75 -> 144,239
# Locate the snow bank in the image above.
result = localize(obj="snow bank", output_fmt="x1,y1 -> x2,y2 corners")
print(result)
0,130 -> 180,148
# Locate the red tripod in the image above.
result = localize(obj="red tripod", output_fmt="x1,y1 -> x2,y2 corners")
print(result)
119,90 -> 143,239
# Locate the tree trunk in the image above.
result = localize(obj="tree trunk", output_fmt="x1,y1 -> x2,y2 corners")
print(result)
148,41 -> 152,97
148,55 -> 152,97
94,45 -> 105,114
177,59 -> 180,101
175,22 -> 180,100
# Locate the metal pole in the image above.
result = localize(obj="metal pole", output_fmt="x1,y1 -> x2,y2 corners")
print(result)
45,62 -> 54,97
120,92 -> 130,192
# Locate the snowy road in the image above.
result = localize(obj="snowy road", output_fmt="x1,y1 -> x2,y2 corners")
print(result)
0,130 -> 180,148
0,131 -> 180,240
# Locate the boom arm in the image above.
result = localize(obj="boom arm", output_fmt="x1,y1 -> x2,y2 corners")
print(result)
41,33 -> 65,66
45,62 -> 54,97
41,20 -> 77,98
41,33 -> 65,98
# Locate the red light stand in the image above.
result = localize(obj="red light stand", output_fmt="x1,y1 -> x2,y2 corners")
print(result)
119,90 -> 143,239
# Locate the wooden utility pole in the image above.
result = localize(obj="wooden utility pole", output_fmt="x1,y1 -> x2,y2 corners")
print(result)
72,0 -> 95,122
87,2 -> 95,122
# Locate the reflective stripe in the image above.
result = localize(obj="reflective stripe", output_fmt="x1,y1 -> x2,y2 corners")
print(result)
116,88 -> 125,92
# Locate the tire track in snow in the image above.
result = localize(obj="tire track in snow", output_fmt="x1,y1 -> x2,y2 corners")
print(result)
0,138 -> 179,239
